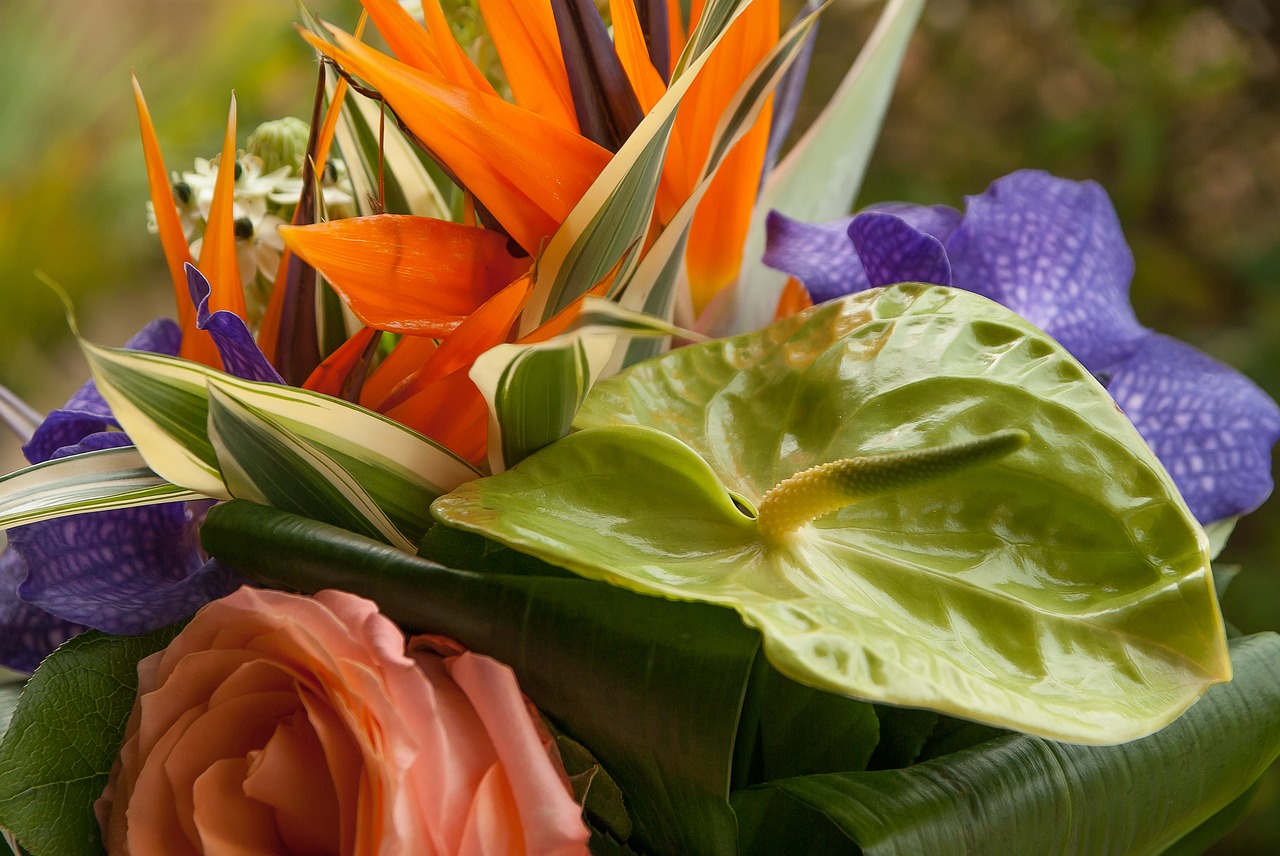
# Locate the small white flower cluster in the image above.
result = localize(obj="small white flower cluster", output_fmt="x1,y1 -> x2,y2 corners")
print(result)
145,118 -> 356,327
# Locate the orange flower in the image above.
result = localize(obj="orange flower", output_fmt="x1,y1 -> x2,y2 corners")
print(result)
96,587 -> 590,855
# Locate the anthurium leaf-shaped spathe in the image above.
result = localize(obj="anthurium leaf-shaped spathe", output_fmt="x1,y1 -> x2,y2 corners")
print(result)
432,284 -> 1229,743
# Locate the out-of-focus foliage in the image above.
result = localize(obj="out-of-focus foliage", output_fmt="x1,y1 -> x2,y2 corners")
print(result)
1,0 -> 1277,850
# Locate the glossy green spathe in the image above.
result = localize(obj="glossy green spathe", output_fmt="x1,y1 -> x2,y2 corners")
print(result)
432,284 -> 1229,743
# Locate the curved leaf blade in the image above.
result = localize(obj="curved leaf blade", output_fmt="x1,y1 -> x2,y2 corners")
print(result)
434,285 -> 1228,742
734,632 -> 1280,856
0,446 -> 198,529
200,500 -> 760,856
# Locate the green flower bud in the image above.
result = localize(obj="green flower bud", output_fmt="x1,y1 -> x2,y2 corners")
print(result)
246,117 -> 310,176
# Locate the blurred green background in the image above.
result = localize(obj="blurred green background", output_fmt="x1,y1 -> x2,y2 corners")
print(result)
0,0 -> 1276,851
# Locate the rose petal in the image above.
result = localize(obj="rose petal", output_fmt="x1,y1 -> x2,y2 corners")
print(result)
1104,333 -> 1280,524
849,212 -> 952,288
944,170 -> 1148,370
192,758 -> 289,855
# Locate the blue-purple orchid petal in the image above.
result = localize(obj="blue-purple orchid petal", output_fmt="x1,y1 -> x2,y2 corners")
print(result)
762,168 -> 1280,524
763,211 -> 866,302
945,171 -> 1148,370
187,264 -> 285,384
849,213 -> 952,288
0,549 -> 84,673
21,317 -> 180,464
1104,334 -> 1280,524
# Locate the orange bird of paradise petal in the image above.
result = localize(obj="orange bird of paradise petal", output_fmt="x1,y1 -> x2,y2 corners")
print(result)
132,75 -> 196,340
379,272 -> 534,412
385,366 -> 492,466
479,0 -> 580,132
302,326 -> 382,399
279,215 -> 530,337
677,1 -> 779,315
360,334 -> 438,411
358,0 -> 496,93
301,25 -> 612,255
773,276 -> 813,321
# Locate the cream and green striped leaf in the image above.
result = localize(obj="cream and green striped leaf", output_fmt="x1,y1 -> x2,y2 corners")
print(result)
206,383 -> 415,550
81,342 -> 480,549
725,0 -> 926,334
0,446 -> 198,530
611,4 -> 823,371
473,299 -> 689,473
519,0 -> 757,335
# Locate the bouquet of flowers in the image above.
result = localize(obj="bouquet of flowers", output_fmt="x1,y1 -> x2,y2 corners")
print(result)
2,1 -> 1279,853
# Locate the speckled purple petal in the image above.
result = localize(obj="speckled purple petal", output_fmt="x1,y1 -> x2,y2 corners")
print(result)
864,202 -> 963,243
763,211 -> 867,302
1103,333 -> 1280,525
0,548 -> 85,673
943,170 -> 1148,371
22,317 -> 181,464
849,212 -> 952,288
10,499 -> 235,635
187,264 -> 284,384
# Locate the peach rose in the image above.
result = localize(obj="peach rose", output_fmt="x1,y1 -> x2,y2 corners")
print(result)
96,586 -> 590,855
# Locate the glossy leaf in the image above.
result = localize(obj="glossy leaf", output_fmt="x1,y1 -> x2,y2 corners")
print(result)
0,626 -> 179,856
0,446 -> 198,529
732,632 -> 1280,856
433,284 -> 1228,743
471,298 -> 688,472
725,0 -> 924,335
200,500 -> 761,856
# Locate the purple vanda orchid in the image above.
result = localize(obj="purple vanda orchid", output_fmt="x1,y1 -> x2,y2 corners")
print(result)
763,170 -> 1280,526
0,265 -> 279,672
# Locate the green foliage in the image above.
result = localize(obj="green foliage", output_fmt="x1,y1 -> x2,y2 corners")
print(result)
434,284 -> 1226,742
0,627 -> 178,856
731,633 -> 1280,855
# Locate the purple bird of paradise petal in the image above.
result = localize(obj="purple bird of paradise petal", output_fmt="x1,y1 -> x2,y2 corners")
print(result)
21,317 -> 180,464
187,264 -> 285,384
761,169 -> 1280,525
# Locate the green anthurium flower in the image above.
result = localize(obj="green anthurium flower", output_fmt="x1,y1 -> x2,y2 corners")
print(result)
432,284 -> 1229,744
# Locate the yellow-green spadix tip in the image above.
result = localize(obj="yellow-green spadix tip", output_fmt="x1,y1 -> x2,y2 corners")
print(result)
757,429 -> 1030,540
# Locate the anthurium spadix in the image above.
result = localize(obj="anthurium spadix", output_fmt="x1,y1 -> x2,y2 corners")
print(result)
432,283 -> 1230,744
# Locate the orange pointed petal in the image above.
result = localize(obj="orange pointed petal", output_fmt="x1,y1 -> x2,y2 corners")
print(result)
361,334 -> 438,410
610,0 -> 668,113
131,75 -> 195,337
666,0 -> 686,68
385,367 -> 490,466
418,0 -> 497,92
303,26 -> 611,253
302,326 -> 381,398
358,0 -> 447,76
478,0 -> 579,131
279,215 -> 530,336
380,272 -> 533,411
676,0 -> 778,312
197,95 -> 246,319
773,276 -> 813,321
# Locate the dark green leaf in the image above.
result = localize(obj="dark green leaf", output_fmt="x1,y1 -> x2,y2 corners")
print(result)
0,627 -> 178,856
201,500 -> 760,856
733,633 -> 1280,855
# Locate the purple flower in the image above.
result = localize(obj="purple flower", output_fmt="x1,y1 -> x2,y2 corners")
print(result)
763,170 -> 1280,525
1,266 -> 276,672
